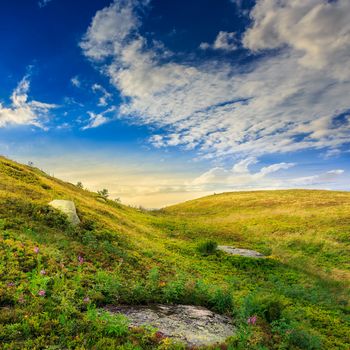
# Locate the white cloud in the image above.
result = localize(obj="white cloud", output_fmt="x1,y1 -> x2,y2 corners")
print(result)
80,0 -> 148,61
71,76 -> 81,88
92,83 -> 112,107
80,0 -> 350,160
200,31 -> 238,51
290,169 -> 345,186
191,157 -> 295,188
323,148 -> 341,159
243,0 -> 350,79
82,107 -> 116,130
0,76 -> 56,128
190,158 -> 345,192
82,112 -> 108,130
327,169 -> 344,175
232,157 -> 257,173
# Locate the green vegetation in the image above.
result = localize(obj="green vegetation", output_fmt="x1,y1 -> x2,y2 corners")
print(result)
197,240 -> 218,256
0,156 -> 349,349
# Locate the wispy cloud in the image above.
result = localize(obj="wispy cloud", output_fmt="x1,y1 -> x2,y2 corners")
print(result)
190,157 -> 295,189
38,0 -> 53,8
80,0 -> 350,160
0,76 -> 56,128
82,107 -> 116,130
92,83 -> 112,107
200,31 -> 239,51
189,157 -> 345,192
71,76 -> 81,88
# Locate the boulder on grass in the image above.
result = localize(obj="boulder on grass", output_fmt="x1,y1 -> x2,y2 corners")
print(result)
49,200 -> 80,225
217,246 -> 264,258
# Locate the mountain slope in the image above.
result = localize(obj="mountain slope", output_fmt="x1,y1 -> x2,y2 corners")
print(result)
163,190 -> 350,281
0,156 -> 349,349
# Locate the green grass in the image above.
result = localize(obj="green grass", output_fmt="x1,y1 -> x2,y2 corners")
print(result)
0,156 -> 349,349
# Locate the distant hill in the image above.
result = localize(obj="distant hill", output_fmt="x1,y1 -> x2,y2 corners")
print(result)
0,156 -> 349,349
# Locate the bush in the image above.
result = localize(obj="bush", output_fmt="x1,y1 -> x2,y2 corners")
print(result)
243,293 -> 286,323
97,189 -> 109,199
197,240 -> 218,255
289,329 -> 322,350
272,320 -> 322,350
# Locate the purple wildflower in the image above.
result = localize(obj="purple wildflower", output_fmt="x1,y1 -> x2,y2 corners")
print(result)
34,246 -> 40,254
38,290 -> 46,297
247,315 -> 257,325
40,269 -> 46,275
7,282 -> 15,287
78,255 -> 84,264
83,296 -> 90,303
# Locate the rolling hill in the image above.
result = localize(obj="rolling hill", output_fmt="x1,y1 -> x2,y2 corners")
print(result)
0,156 -> 349,349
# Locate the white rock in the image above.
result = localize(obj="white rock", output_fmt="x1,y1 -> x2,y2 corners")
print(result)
217,246 -> 264,258
106,304 -> 234,346
49,200 -> 80,225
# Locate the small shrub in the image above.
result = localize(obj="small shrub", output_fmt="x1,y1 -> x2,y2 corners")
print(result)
162,275 -> 187,303
94,271 -> 122,303
289,329 -> 322,350
210,287 -> 234,313
197,240 -> 218,255
243,293 -> 286,323
97,189 -> 109,199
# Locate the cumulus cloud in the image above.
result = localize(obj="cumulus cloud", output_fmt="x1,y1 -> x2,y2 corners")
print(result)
80,0 -> 350,160
200,31 -> 238,51
243,0 -> 350,79
0,76 -> 56,128
79,0 -> 148,61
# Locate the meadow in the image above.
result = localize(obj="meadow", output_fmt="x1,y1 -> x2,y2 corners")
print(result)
0,156 -> 349,349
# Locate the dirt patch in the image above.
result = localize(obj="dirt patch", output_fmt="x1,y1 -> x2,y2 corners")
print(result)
106,304 -> 234,346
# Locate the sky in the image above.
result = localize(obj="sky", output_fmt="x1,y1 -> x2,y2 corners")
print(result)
0,0 -> 349,208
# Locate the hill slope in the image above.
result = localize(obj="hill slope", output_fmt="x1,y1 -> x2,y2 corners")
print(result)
0,156 -> 349,349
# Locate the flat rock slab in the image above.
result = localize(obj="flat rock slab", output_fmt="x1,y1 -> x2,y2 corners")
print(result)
217,246 -> 264,258
49,200 -> 80,225
106,304 -> 234,346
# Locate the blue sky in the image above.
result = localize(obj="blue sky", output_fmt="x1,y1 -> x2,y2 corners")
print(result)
0,0 -> 349,207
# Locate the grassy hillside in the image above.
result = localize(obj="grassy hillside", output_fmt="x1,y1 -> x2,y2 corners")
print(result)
0,156 -> 349,349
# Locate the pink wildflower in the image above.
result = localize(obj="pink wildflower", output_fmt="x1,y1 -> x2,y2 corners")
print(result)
7,282 -> 15,287
34,247 -> 40,254
247,315 -> 257,325
78,255 -> 84,264
38,290 -> 46,297
40,269 -> 46,275
83,297 -> 90,303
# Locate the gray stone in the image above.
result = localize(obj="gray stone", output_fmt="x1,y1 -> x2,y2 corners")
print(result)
106,304 -> 234,346
217,246 -> 264,258
49,200 -> 80,225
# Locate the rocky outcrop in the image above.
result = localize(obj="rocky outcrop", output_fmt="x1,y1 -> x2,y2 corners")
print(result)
49,200 -> 80,225
106,304 -> 234,346
217,246 -> 264,258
